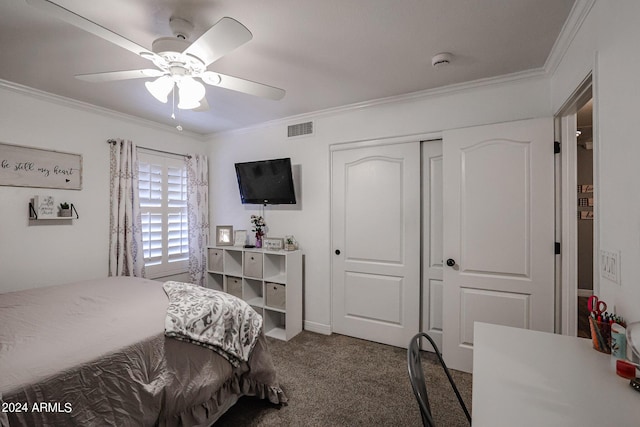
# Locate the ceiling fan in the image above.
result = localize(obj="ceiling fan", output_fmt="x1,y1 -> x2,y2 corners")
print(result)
26,0 -> 285,111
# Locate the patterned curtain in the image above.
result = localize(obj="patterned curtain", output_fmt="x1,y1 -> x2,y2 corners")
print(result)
108,139 -> 145,277
186,154 -> 209,286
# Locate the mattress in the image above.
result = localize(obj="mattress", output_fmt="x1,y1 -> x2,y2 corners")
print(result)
0,277 -> 286,426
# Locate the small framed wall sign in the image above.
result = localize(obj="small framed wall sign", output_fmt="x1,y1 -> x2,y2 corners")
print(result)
215,225 -> 234,246
263,237 -> 284,251
32,195 -> 57,219
234,230 -> 247,247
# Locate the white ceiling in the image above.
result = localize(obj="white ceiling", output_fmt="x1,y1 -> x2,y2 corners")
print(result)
0,0 -> 576,135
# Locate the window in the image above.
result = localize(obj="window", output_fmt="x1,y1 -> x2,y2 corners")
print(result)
138,151 -> 188,278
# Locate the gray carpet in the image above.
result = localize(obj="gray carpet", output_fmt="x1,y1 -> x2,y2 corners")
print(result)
216,331 -> 472,426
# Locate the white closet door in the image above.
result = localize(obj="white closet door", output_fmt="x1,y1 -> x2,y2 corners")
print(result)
331,141 -> 420,347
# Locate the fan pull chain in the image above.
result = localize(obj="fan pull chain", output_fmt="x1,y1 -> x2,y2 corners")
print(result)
171,87 -> 175,120
171,86 -> 183,131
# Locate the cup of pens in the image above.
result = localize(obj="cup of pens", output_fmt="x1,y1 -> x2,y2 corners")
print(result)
587,295 -> 625,354
589,315 -> 612,353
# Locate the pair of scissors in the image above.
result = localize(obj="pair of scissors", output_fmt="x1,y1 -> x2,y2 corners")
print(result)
588,295 -> 607,315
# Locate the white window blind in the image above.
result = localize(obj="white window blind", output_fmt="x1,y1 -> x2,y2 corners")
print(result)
138,151 -> 188,278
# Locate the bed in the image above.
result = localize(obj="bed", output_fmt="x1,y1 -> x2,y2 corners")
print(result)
0,277 -> 287,426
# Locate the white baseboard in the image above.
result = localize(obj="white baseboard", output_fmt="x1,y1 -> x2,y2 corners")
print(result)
578,288 -> 594,297
304,321 -> 331,335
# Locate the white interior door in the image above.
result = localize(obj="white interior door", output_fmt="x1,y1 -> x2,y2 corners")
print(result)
331,141 -> 420,348
442,118 -> 555,373
421,140 -> 444,351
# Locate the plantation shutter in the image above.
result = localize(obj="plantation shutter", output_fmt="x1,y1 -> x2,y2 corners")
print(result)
167,165 -> 189,263
138,151 -> 189,277
139,161 -> 163,265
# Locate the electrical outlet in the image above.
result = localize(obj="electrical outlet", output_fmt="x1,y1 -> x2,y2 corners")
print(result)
600,249 -> 620,284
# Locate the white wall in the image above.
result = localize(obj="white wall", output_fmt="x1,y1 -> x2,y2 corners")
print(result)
0,84 -> 206,293
551,0 -> 640,323
8,0 -> 636,333
208,76 -> 552,333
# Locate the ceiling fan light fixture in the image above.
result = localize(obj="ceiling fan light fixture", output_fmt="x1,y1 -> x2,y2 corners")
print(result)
177,97 -> 201,110
145,75 -> 174,103
177,77 -> 206,109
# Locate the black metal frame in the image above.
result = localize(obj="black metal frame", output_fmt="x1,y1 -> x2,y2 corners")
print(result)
407,332 -> 471,426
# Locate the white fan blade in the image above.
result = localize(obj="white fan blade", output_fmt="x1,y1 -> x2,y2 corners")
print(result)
75,69 -> 164,82
183,17 -> 252,67
201,71 -> 285,100
26,0 -> 151,56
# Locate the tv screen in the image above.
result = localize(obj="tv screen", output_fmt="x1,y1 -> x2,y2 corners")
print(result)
235,158 -> 296,205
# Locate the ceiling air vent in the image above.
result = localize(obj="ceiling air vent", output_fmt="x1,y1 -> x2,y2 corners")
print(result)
287,121 -> 313,138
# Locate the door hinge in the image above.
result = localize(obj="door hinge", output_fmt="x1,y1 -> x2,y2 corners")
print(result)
554,141 -> 561,154
555,242 -> 561,255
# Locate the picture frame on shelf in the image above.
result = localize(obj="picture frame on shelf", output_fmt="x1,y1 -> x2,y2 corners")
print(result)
234,230 -> 247,247
284,235 -> 298,251
32,195 -> 57,219
215,225 -> 234,246
263,237 -> 284,251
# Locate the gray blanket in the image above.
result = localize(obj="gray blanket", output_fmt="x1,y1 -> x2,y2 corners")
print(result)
163,281 -> 263,368
0,277 -> 286,427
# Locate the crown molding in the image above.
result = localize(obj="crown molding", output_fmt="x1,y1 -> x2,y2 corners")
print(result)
208,67 -> 547,139
0,79 -> 206,141
4,1 -> 595,143
544,0 -> 597,75
210,2 -> 598,140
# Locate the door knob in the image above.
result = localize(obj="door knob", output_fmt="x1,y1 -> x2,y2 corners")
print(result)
335,249 -> 341,255
446,258 -> 456,267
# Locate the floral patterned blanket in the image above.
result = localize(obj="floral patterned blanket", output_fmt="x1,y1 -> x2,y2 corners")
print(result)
162,281 -> 263,368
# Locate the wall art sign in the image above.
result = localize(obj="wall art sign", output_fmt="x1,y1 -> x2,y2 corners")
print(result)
0,142 -> 82,190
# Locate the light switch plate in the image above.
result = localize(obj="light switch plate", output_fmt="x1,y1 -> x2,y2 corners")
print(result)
600,249 -> 620,284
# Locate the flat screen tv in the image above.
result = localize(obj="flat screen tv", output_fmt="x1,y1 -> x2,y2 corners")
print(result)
235,158 -> 296,205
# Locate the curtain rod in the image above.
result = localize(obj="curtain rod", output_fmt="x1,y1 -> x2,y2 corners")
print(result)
107,139 -> 192,159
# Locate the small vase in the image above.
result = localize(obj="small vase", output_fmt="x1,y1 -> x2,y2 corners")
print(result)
255,235 -> 263,248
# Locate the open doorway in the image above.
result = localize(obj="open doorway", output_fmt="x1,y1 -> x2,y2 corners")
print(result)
576,97 -> 594,338
555,74 -> 596,337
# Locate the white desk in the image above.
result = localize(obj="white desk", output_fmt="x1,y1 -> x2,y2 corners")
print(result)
472,322 -> 640,427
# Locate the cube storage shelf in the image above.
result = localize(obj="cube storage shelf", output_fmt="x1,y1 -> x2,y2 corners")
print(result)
207,246 -> 302,341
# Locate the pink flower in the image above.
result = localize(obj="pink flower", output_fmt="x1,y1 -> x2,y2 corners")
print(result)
250,215 -> 266,236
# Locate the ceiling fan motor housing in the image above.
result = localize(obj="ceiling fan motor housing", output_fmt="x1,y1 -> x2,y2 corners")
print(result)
152,37 -> 190,56
151,37 -> 205,75
169,17 -> 194,40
